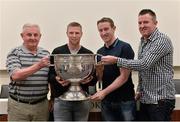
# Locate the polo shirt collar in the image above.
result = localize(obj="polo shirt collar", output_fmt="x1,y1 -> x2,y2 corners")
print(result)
104,38 -> 119,49
21,45 -> 41,55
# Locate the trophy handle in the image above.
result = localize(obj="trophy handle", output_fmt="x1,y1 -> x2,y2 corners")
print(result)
49,55 -> 55,67
96,80 -> 103,91
95,54 -> 104,91
95,54 -> 103,63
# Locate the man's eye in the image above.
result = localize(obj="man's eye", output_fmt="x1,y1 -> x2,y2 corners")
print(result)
104,28 -> 109,31
27,33 -> 32,36
99,29 -> 103,32
26,33 -> 39,37
34,34 -> 39,37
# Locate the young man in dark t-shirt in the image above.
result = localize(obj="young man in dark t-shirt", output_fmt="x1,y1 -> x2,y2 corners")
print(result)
48,22 -> 96,121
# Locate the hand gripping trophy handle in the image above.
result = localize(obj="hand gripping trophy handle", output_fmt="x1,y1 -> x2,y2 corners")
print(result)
95,54 -> 104,91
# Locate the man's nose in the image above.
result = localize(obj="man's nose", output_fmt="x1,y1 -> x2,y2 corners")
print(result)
101,30 -> 107,36
31,35 -> 35,39
72,33 -> 76,37
139,23 -> 145,28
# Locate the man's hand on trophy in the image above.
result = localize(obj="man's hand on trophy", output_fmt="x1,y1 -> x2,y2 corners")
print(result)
90,90 -> 106,101
80,76 -> 93,84
101,55 -> 118,64
55,76 -> 70,86
135,92 -> 142,101
37,56 -> 50,68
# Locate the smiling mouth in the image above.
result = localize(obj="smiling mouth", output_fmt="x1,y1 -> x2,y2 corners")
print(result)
141,27 -> 148,31
103,35 -> 109,38
103,37 -> 109,40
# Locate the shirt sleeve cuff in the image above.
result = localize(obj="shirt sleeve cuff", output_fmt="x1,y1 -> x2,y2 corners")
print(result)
117,58 -> 122,67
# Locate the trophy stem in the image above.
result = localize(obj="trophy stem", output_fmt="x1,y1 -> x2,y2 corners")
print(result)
59,82 -> 89,101
69,83 -> 81,91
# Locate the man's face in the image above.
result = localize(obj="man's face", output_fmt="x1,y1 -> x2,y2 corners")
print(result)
21,26 -> 41,49
138,13 -> 157,39
97,22 -> 115,43
67,26 -> 82,46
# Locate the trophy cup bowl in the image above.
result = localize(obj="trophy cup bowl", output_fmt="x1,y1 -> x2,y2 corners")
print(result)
53,54 -> 96,101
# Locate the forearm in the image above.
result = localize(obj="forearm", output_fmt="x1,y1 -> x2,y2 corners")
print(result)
11,62 -> 42,81
102,74 -> 128,96
102,67 -> 130,97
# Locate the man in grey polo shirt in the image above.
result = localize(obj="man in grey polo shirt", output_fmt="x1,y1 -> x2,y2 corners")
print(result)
6,23 -> 50,121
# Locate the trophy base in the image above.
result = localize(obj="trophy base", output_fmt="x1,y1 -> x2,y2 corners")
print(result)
59,86 -> 89,101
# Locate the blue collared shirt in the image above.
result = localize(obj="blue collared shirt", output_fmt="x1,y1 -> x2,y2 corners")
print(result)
98,38 -> 135,102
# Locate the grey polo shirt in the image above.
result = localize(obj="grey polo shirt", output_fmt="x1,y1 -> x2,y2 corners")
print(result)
6,45 -> 50,102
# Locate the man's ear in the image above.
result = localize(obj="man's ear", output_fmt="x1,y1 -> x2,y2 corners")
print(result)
113,26 -> 116,30
155,20 -> 158,25
20,33 -> 23,38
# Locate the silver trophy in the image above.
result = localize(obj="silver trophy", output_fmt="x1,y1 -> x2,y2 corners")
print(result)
53,54 -> 96,101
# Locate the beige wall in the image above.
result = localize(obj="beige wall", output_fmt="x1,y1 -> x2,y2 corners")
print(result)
1,0 -> 180,69
0,70 -> 9,85
1,67 -> 180,88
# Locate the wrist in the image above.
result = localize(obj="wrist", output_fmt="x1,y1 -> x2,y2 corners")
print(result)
36,62 -> 42,69
115,57 -> 118,63
102,89 -> 108,96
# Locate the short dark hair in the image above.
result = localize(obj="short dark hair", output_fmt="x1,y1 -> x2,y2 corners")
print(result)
139,9 -> 156,21
97,17 -> 115,28
67,22 -> 82,31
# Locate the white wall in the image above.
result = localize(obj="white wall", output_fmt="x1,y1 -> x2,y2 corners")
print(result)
0,0 -> 180,69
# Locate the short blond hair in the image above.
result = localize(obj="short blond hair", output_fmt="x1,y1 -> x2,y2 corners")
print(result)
67,22 -> 82,32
